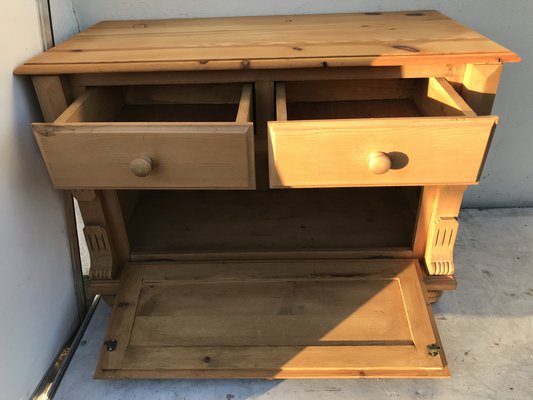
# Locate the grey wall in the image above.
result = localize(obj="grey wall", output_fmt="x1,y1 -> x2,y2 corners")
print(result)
50,0 -> 531,208
0,1 -> 78,399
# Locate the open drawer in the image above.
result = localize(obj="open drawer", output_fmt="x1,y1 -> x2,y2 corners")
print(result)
32,83 -> 255,189
96,259 -> 448,379
269,78 -> 497,188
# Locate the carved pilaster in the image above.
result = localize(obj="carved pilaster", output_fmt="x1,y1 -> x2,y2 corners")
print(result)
425,216 -> 459,275
84,225 -> 114,280
72,189 -> 128,281
424,186 -> 466,276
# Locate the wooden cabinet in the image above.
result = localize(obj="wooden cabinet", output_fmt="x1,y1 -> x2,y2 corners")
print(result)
16,11 -> 518,379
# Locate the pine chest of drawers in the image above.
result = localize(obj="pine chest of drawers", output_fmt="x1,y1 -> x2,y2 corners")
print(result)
16,11 -> 519,379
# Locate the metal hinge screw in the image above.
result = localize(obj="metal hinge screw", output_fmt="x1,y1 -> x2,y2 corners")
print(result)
427,343 -> 441,357
104,339 -> 117,352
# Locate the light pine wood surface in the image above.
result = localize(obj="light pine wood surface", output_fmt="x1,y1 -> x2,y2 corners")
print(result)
15,11 -> 519,75
269,117 -> 496,188
95,260 -> 448,379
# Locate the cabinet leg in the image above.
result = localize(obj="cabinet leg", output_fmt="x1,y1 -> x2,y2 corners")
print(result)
101,295 -> 117,307
428,290 -> 444,303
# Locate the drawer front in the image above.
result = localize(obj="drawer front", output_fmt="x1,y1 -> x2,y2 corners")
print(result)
268,116 -> 497,188
33,123 -> 255,189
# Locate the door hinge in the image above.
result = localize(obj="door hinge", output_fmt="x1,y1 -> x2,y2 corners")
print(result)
427,343 -> 441,357
104,339 -> 117,352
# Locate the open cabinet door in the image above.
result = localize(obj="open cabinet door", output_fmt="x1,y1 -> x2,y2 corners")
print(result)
95,259 -> 449,379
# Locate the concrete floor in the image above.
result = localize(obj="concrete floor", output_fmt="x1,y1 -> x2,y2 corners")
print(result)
54,208 -> 533,400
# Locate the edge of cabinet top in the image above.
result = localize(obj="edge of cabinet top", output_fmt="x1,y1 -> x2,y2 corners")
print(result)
15,10 -> 519,75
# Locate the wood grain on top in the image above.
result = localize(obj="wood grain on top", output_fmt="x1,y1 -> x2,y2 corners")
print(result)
15,11 -> 519,75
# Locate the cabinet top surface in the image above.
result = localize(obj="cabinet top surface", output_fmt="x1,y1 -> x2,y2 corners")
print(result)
15,10 -> 519,75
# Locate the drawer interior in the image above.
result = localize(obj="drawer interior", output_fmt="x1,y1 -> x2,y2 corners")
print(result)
276,77 -> 476,121
57,83 -> 253,123
121,187 -> 420,258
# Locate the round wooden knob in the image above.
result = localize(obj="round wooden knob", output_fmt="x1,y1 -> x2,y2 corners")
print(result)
129,155 -> 152,177
368,152 -> 391,174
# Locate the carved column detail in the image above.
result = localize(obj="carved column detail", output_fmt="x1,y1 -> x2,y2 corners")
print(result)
72,189 -> 129,281
425,216 -> 459,275
424,185 -> 466,276
84,225 -> 114,280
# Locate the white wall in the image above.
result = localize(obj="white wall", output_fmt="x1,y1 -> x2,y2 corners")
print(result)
0,1 -> 78,399
50,0 -> 531,207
